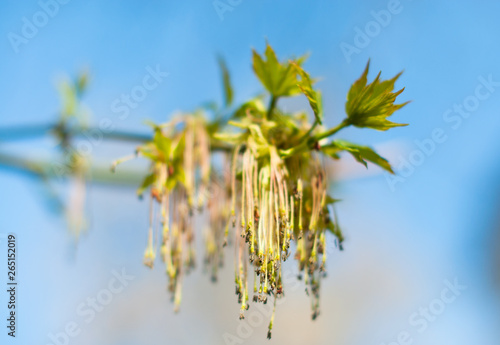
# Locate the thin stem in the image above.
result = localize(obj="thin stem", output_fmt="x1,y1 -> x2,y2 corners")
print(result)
279,119 -> 351,158
266,96 -> 278,120
0,123 -> 54,141
0,122 -> 233,153
98,130 -> 152,142
313,119 -> 350,142
0,151 -> 146,185
296,119 -> 319,146
0,122 -> 151,143
0,152 -> 44,177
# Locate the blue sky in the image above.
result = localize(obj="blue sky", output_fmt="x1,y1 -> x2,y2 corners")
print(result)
1,1 -> 500,344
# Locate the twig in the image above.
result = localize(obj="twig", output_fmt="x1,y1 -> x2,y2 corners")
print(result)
0,151 -> 144,186
0,122 -> 152,143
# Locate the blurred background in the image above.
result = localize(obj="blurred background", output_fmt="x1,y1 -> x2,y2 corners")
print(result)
1,1 -> 500,344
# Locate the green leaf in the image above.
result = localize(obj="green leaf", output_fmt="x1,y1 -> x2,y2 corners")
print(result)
218,56 -> 233,107
252,43 -> 303,97
172,132 -> 186,165
136,143 -> 158,161
143,119 -> 161,130
58,80 -> 76,118
324,195 -> 341,205
153,129 -> 171,158
320,147 -> 341,160
326,220 -> 344,249
345,60 -> 409,131
266,109 -> 300,136
213,131 -> 247,145
76,70 -> 89,96
167,164 -> 184,191
292,62 -> 323,125
233,97 -> 266,118
226,120 -> 270,157
227,121 -> 269,147
248,124 -> 269,147
321,139 -> 394,174
137,172 -> 156,197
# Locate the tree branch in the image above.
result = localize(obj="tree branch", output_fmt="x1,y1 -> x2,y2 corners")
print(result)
0,122 -> 152,143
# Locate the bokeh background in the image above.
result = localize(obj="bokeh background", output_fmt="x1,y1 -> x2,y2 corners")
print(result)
1,1 -> 500,344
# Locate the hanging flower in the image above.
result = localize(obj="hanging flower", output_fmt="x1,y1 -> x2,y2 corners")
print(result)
112,43 -> 408,337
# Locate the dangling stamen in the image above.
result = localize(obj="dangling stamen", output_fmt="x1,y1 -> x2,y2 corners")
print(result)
184,122 -> 195,209
297,179 -> 303,239
110,152 -> 139,172
241,150 -> 247,232
144,192 -> 156,268
267,296 -> 277,339
230,146 -> 241,227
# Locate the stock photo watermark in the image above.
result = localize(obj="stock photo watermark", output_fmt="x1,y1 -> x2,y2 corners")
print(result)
50,64 -> 169,179
385,74 -> 499,191
110,65 -> 169,120
7,0 -> 71,54
3,233 -> 17,338
340,0 -> 414,63
380,277 -> 466,345
46,268 -> 135,345
213,0 -> 243,21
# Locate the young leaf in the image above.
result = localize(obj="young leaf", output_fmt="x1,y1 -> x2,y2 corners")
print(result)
324,194 -> 341,205
233,97 -> 266,118
292,62 -> 323,124
172,132 -> 186,163
143,119 -> 162,130
227,121 -> 269,147
137,172 -> 156,197
252,43 -> 303,97
321,139 -> 394,174
153,129 -> 171,159
213,132 -> 247,145
218,57 -> 233,107
136,143 -> 158,161
326,221 -> 344,250
58,80 -> 76,118
76,70 -> 89,96
345,61 -> 409,131
167,163 -> 185,191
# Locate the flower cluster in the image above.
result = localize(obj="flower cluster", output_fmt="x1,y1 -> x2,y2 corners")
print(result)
113,114 -> 214,311
113,43 -> 408,338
